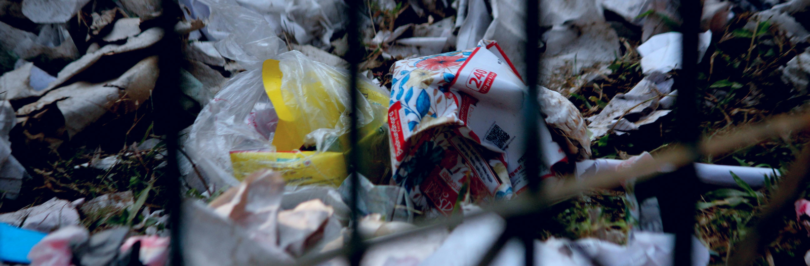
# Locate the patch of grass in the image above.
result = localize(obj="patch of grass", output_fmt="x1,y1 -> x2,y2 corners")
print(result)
540,191 -> 631,245
568,42 -> 645,117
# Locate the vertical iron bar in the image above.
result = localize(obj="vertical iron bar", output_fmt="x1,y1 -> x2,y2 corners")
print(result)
523,0 -> 541,195
154,1 -> 184,265
522,235 -> 535,266
667,0 -> 701,265
345,0 -> 365,265
523,0 -> 541,264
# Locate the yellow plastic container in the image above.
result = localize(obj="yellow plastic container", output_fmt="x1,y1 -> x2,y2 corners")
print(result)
230,151 -> 348,187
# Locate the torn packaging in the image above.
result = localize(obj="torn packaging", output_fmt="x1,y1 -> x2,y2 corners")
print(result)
388,41 -> 567,216
18,56 -> 159,141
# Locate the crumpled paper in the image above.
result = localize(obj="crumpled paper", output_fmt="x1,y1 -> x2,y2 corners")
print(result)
0,197 -> 81,232
455,0 -> 491,50
0,62 -> 55,101
357,214 -> 417,238
320,213 -> 445,266
277,199 -> 335,256
102,18 -> 142,43
782,48 -> 810,96
359,219 -> 447,266
637,31 -> 713,74
208,169 -> 343,257
418,212 -> 506,265
18,55 -> 160,139
181,200 -> 294,266
540,87 -> 592,159
0,99 -> 28,200
119,0 -> 162,17
209,169 -> 286,251
34,27 -> 163,95
72,227 -> 133,266
599,0 -> 646,23
488,232 -> 710,266
21,0 -> 91,23
587,72 -> 675,140
0,22 -> 80,72
27,226 -> 89,266
483,0 -> 620,90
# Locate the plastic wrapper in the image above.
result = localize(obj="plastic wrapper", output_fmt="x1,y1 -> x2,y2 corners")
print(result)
185,68 -> 272,190
388,41 -> 566,216
227,52 -> 390,186
196,0 -> 287,69
187,50 -> 390,190
260,55 -> 389,153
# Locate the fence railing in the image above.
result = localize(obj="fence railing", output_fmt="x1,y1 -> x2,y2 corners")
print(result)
152,0 -> 810,265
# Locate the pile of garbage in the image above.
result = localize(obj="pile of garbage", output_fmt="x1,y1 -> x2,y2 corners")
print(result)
4,0 -> 810,265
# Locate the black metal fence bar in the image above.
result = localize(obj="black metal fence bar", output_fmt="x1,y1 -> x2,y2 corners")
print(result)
668,1 -> 701,265
346,0 -> 366,264
155,1 -> 184,265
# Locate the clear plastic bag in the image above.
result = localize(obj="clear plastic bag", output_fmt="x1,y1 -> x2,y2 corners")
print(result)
184,68 -> 275,191
230,51 -> 391,186
186,50 -> 391,191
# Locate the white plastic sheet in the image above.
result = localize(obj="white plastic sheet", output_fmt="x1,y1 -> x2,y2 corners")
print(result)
637,31 -> 713,74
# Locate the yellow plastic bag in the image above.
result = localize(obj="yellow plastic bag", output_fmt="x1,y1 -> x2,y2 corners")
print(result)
230,51 -> 390,186
262,55 -> 389,151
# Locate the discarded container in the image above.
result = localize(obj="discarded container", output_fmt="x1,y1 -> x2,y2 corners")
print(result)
0,223 -> 47,264
388,41 -> 566,216
230,151 -> 347,186
187,51 -> 391,189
